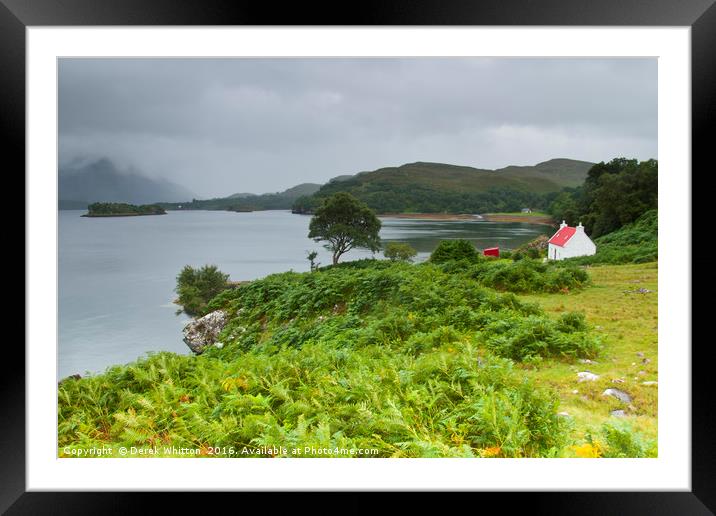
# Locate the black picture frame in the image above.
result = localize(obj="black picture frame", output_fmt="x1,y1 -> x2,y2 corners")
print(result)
6,0 -> 711,513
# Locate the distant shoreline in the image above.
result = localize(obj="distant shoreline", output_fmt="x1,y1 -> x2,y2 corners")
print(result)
481,213 -> 555,226
378,213 -> 482,221
81,212 -> 167,218
378,212 -> 555,225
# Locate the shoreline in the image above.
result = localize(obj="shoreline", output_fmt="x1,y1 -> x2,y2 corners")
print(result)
481,213 -> 555,225
378,213 -> 482,221
378,212 -> 556,225
81,212 -> 167,218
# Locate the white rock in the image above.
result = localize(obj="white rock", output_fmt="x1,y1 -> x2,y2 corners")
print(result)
642,381 -> 658,386
577,371 -> 600,382
602,388 -> 632,403
182,310 -> 228,354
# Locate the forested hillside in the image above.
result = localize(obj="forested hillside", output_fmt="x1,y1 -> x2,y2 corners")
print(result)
292,159 -> 594,214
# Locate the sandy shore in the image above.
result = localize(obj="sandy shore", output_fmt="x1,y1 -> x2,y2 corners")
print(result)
481,214 -> 555,225
378,212 -> 555,225
378,213 -> 482,221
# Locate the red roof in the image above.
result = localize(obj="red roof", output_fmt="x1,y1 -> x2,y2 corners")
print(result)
548,226 -> 576,247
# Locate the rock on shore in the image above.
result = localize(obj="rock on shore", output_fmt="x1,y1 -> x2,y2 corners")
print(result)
182,309 -> 228,354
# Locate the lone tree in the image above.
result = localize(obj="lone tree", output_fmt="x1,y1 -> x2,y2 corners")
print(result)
308,192 -> 381,265
175,264 -> 229,316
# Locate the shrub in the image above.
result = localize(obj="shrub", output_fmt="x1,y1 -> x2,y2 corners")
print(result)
598,421 -> 657,458
577,421 -> 657,458
511,235 -> 549,261
175,264 -> 230,316
384,242 -> 418,262
467,259 -> 590,294
482,313 -> 601,361
429,239 -> 481,264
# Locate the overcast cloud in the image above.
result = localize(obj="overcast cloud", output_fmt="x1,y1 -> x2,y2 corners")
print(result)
59,58 -> 657,198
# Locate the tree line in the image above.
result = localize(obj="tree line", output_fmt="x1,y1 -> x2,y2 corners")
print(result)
546,158 -> 657,238
293,185 -> 552,215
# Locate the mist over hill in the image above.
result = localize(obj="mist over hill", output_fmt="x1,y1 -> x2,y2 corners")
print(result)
60,157 -> 595,214
59,159 -> 195,208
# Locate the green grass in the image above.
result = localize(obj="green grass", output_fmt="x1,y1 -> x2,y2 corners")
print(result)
518,262 -> 658,454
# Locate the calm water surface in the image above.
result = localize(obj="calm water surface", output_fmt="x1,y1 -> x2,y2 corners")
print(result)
59,210 -> 552,378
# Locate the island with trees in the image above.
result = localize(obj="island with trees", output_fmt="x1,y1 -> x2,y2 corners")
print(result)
82,202 -> 167,217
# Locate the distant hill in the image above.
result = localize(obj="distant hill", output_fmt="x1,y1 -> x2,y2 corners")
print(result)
228,192 -> 257,199
59,159 -> 195,208
161,182 -> 322,211
281,183 -> 323,197
328,174 -> 355,183
292,158 -> 594,214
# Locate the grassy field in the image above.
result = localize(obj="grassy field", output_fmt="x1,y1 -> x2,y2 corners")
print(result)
519,262 -> 658,452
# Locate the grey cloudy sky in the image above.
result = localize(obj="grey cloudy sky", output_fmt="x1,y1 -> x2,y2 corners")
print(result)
59,58 -> 657,198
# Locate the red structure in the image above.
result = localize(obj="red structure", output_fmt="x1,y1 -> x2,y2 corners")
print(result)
483,247 -> 499,257
548,226 -> 577,247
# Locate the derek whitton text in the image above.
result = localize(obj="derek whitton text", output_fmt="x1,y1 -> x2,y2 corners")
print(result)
61,445 -> 379,457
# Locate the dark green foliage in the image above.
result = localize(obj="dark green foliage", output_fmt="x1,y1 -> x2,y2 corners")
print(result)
306,251 -> 320,272
175,265 -> 230,316
383,242 -> 418,262
292,160 -> 593,214
86,202 -> 166,216
429,239 -> 481,264
297,185 -> 552,215
548,158 -> 657,238
466,259 -> 590,293
568,210 -> 657,265
308,193 -> 382,265
482,312 -> 599,361
512,235 -> 549,261
205,260 -> 598,363
159,183 -> 321,212
547,190 -> 580,227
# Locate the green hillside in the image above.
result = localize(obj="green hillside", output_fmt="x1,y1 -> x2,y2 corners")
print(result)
160,183 -> 322,212
568,210 -> 658,265
293,159 -> 594,214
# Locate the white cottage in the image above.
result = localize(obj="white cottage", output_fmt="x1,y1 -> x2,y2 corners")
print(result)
547,221 -> 596,260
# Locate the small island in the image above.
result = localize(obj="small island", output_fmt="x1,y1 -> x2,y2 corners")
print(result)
82,202 -> 167,217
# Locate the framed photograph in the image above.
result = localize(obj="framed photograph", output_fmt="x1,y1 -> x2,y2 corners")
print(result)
7,0 -> 711,512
